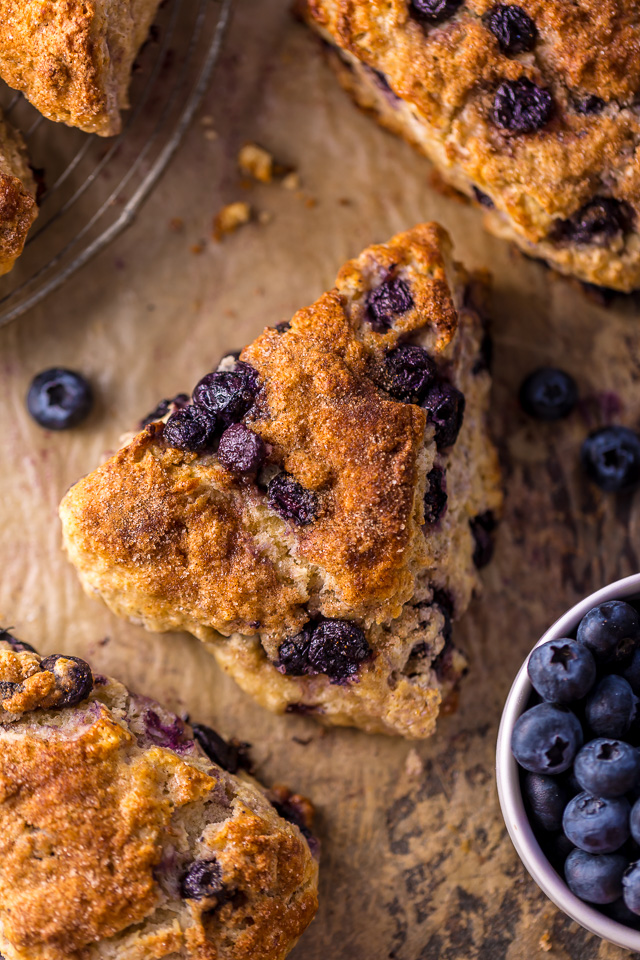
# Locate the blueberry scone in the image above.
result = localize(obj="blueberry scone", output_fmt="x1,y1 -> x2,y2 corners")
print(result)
0,0 -> 162,136
60,223 -> 502,739
299,0 -> 640,292
0,110 -> 37,275
0,629 -> 318,960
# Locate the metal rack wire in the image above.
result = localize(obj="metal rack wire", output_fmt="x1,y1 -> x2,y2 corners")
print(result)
0,0 -> 233,328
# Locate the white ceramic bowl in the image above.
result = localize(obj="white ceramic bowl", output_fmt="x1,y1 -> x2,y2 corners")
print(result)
496,573 -> 640,950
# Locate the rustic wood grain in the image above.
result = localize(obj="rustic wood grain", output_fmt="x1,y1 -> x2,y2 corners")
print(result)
1,2 -> 640,957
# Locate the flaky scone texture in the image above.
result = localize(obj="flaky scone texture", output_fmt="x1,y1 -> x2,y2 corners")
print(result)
60,223 -> 502,738
0,110 -> 37,276
300,0 -> 640,292
0,0 -> 162,136
0,636 -> 318,960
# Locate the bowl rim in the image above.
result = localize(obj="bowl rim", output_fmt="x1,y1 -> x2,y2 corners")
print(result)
496,572 -> 640,951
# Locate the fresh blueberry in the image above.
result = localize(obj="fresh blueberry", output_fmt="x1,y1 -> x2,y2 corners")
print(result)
27,368 -> 93,430
473,187 -> 495,209
511,702 -> 583,774
267,472 -> 319,526
523,772 -> 569,831
163,406 -> 217,453
140,393 -> 189,428
217,423 -> 266,475
553,197 -> 632,246
192,722 -> 250,775
484,5 -> 537,55
492,77 -> 554,134
39,654 -> 93,709
623,861 -> 640,915
277,623 -> 315,676
366,277 -> 414,330
527,639 -> 596,703
624,649 -> 640,695
630,799 -> 640,847
581,427 -> 640,494
193,364 -> 259,424
423,465 -> 448,524
307,618 -> 371,681
181,858 -> 226,902
0,629 -> 36,653
518,367 -> 578,421
577,601 -> 640,662
604,894 -> 640,928
585,676 -> 637,738
383,345 -> 437,403
574,740 -> 640,799
563,793 -> 630,853
564,848 -> 627,903
409,0 -> 463,23
469,511 -> 497,568
421,383 -> 465,449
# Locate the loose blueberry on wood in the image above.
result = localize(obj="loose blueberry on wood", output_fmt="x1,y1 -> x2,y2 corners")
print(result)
409,0 -> 463,23
217,423 -> 266,475
581,426 -> 640,493
563,793 -> 630,854
267,472 -> 319,525
421,383 -> 465,449
163,406 -> 217,453
27,368 -> 93,430
585,675 -> 637,739
523,772 -> 569,832
565,849 -> 627,904
366,277 -> 414,330
511,702 -> 583,774
574,739 -> 640,799
423,465 -> 448,524
577,601 -> 640,662
39,654 -> 93,709
527,639 -> 596,703
484,5 -> 537,55
492,77 -> 554,134
383,345 -> 437,403
519,367 -> 578,421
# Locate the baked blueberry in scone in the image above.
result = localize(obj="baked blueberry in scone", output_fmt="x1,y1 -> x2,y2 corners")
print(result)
0,0 -> 163,136
0,109 -> 37,275
0,629 -> 318,960
299,0 -> 640,292
59,223 -> 502,739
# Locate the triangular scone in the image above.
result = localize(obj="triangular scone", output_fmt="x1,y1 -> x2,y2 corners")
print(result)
0,0 -> 163,136
0,631 -> 318,960
60,224 -> 502,738
0,110 -> 37,275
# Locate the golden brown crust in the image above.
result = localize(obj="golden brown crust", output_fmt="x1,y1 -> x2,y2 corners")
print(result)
0,110 -> 37,275
60,223 -> 502,738
300,0 -> 640,291
0,641 -> 318,960
0,0 -> 162,136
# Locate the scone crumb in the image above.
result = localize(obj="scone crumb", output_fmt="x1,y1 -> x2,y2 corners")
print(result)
258,210 -> 273,225
238,142 -> 275,183
168,217 -> 184,233
213,202 -> 252,241
538,931 -> 552,953
282,171 -> 301,191
404,748 -> 424,779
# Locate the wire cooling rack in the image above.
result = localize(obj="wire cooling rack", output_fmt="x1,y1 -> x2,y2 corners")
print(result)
0,0 -> 233,328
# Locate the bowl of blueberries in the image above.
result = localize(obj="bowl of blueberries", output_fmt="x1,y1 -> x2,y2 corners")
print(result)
496,574 -> 640,949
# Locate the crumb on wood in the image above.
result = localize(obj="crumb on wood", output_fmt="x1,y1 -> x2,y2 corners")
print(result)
282,171 -> 301,191
169,217 -> 184,233
204,129 -> 218,142
99,636 -> 110,647
238,142 -> 275,183
190,242 -> 205,255
213,202 -> 252,241
200,114 -> 214,126
538,932 -> 552,953
258,210 -> 273,225
338,196 -> 352,206
404,748 -> 424,779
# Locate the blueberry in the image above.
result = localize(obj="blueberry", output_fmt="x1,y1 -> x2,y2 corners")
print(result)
563,793 -> 630,853
275,321 -> 291,333
366,277 -> 414,330
624,649 -> 640,695
581,427 -> 640,494
576,95 -> 606,115
267,472 -> 319,526
423,465 -> 448,524
469,511 -> 497,568
577,601 -> 640,662
519,367 -> 578,421
564,848 -> 627,904
484,5 -> 537,55
623,861 -> 640,914
39,654 -> 93,709
181,859 -> 226,902
27,368 -> 93,431
0,629 -> 36,653
163,406 -> 217,453
630,799 -> 640,847
523,772 -> 569,831
217,424 -> 266,475
192,722 -> 250,774
605,894 -> 640,928
193,364 -> 259,424
473,187 -> 495,209
574,740 -> 640,799
307,619 -> 371,681
492,77 -> 554,134
585,676 -> 637,738
527,639 -> 596,703
409,0 -> 463,23
554,197 -> 632,246
140,393 -> 189,428
511,702 -> 583,774
383,345 -> 437,403
421,383 -> 465,449
277,624 -> 314,676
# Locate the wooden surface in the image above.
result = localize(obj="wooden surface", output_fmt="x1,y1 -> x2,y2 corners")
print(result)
2,2 -> 640,957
